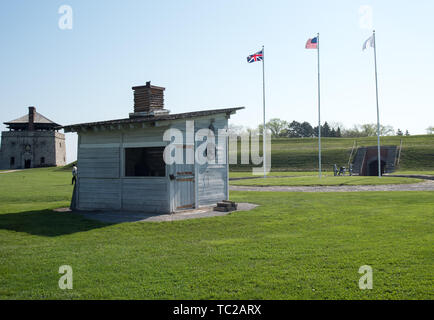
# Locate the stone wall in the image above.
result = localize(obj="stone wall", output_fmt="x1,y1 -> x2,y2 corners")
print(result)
0,131 -> 66,169
352,145 -> 397,176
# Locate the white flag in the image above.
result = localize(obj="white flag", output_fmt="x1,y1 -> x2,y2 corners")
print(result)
363,35 -> 375,51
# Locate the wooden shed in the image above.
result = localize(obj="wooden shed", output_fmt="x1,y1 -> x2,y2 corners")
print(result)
62,82 -> 243,213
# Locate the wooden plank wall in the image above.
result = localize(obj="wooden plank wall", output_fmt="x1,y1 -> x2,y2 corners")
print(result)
78,147 -> 120,178
122,178 -> 168,212
78,178 -> 121,210
75,117 -> 229,212
168,115 -> 228,209
194,116 -> 229,206
77,128 -> 169,212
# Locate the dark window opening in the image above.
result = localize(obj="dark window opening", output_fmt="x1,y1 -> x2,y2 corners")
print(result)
10,157 -> 15,167
40,157 -> 45,165
125,147 -> 166,177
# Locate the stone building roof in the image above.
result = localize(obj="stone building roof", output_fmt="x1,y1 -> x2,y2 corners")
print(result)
4,111 -> 60,126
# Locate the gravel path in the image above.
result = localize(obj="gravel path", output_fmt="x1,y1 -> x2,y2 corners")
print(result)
230,180 -> 434,193
0,170 -> 22,174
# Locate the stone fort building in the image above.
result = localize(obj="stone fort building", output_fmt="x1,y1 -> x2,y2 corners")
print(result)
0,107 -> 66,169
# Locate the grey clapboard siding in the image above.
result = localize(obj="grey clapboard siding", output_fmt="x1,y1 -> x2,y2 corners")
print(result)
78,147 -> 120,178
80,132 -> 120,144
122,178 -> 169,212
194,116 -> 228,206
78,178 -> 121,210
75,114 -> 230,213
198,165 -> 226,205
123,127 -> 166,144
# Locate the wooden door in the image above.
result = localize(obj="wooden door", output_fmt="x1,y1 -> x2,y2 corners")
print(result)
173,146 -> 195,211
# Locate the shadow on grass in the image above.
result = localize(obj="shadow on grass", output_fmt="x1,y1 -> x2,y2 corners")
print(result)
0,209 -> 110,237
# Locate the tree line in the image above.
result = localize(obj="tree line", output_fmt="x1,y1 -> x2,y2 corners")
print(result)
230,118 -> 416,138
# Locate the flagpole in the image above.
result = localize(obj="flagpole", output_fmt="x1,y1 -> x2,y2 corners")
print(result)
317,33 -> 322,178
373,30 -> 381,177
262,45 -> 266,179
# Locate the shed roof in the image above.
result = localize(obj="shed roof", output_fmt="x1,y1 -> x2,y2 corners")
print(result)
60,107 -> 244,132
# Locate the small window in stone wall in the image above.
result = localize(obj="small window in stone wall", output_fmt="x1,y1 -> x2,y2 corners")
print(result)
10,157 -> 15,167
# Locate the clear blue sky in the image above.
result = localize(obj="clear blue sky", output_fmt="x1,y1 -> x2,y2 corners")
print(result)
1,0 -> 433,162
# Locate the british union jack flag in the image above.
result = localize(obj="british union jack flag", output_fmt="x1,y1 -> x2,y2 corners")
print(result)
247,50 -> 263,63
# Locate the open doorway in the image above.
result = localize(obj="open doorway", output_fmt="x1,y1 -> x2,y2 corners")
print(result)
368,159 -> 386,176
24,159 -> 31,169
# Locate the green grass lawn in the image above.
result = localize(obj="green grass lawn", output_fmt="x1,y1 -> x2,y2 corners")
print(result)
0,168 -> 72,213
230,134 -> 434,172
230,176 -> 424,186
230,170 -> 433,180
394,170 -> 434,176
0,168 -> 433,299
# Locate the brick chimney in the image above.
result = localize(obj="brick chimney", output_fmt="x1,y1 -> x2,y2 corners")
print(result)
130,81 -> 169,117
28,106 -> 36,131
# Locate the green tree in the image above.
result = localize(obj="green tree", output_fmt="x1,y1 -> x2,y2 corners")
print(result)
287,121 -> 303,138
342,125 -> 362,137
322,122 -> 331,137
359,124 -> 394,136
330,128 -> 336,137
300,121 -> 314,137
381,125 -> 395,136
360,124 -> 377,136
266,118 -> 288,138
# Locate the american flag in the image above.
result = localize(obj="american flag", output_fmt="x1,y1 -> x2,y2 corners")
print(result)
247,50 -> 263,63
305,37 -> 318,49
